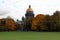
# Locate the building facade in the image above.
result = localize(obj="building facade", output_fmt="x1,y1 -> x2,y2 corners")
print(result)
22,5 -> 35,31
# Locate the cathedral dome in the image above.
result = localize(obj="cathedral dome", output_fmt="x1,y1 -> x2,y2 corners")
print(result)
27,5 -> 33,12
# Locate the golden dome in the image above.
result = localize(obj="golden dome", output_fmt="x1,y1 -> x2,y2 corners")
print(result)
27,5 -> 33,12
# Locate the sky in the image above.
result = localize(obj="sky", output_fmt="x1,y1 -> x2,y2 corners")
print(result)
0,0 -> 60,20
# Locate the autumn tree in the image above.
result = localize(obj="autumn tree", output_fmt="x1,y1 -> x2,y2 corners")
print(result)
6,16 -> 16,31
0,19 -> 6,31
32,14 -> 47,31
44,15 -> 54,31
52,11 -> 60,31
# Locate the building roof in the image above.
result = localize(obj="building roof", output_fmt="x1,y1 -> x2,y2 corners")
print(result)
17,20 -> 23,24
27,5 -> 33,12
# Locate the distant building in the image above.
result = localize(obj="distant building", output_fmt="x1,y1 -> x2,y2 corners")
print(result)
25,5 -> 34,20
20,5 -> 34,31
17,5 -> 35,31
17,19 -> 23,24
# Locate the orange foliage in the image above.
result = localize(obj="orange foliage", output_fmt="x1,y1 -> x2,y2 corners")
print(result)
6,19 -> 16,31
31,14 -> 46,31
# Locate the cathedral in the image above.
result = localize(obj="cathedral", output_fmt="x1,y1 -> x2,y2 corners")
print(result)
18,5 -> 35,31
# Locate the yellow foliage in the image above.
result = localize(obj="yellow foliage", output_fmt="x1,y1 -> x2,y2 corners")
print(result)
31,14 -> 46,30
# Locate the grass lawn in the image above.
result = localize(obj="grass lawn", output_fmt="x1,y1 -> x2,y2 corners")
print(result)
0,32 -> 60,40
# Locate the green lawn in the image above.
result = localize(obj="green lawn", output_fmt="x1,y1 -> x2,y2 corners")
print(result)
0,32 -> 60,40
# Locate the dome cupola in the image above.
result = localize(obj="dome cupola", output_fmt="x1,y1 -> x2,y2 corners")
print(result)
27,5 -> 33,12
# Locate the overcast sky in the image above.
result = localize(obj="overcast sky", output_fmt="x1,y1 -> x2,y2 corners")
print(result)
0,0 -> 60,20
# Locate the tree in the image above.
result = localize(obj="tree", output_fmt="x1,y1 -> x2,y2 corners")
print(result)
32,14 -> 47,31
44,15 -> 54,31
6,17 -> 16,31
52,11 -> 60,31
